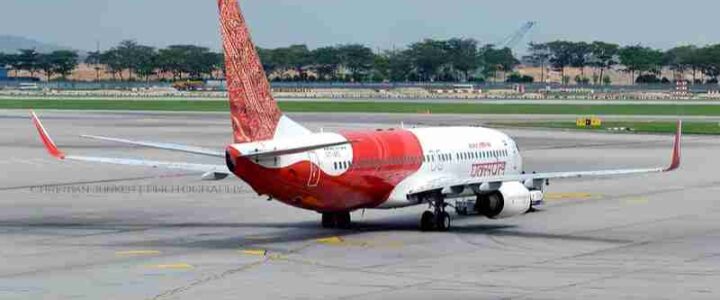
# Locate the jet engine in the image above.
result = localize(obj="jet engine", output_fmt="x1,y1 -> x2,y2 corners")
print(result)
476,182 -> 532,219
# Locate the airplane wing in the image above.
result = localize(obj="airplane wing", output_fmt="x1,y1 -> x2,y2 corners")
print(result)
31,111 -> 229,180
407,121 -> 682,197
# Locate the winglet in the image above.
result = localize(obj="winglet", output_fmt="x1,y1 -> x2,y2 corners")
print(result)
30,111 -> 65,160
664,120 -> 682,172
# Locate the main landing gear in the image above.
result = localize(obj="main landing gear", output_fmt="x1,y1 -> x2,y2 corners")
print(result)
322,212 -> 351,229
420,195 -> 451,232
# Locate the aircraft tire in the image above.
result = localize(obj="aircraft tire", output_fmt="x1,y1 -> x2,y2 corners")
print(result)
420,211 -> 436,231
436,211 -> 451,232
321,213 -> 335,228
336,212 -> 351,229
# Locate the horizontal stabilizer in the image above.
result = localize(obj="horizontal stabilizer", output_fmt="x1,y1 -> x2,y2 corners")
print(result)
230,133 -> 351,158
81,135 -> 224,158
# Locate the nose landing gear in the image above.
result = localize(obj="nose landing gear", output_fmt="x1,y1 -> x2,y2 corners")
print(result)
420,195 -> 451,232
321,212 -> 351,229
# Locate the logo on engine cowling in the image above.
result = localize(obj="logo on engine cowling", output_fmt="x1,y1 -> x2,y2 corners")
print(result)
470,162 -> 506,177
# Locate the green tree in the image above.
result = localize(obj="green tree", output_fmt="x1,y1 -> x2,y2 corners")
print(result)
50,50 -> 79,79
546,41 -> 575,83
36,53 -> 55,81
482,45 -> 519,82
524,42 -> 551,83
664,45 -> 696,76
210,52 -> 225,80
257,47 -> 279,76
133,46 -> 157,81
0,53 -> 8,69
100,49 -> 124,80
371,53 -> 390,82
619,45 -> 664,84
387,50 -> 414,82
282,45 -> 311,81
2,53 -> 19,77
35,51 -> 78,81
408,39 -> 449,81
116,40 -> 142,80
85,51 -> 103,81
570,41 -> 592,77
697,45 -> 720,83
337,44 -> 374,82
446,38 -> 479,81
311,46 -> 340,81
17,49 -> 39,77
665,45 -> 713,83
157,46 -> 185,80
589,41 -> 619,86
156,45 -> 217,80
0,53 -> 19,77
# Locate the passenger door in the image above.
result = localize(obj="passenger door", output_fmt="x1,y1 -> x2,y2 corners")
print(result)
307,151 -> 321,187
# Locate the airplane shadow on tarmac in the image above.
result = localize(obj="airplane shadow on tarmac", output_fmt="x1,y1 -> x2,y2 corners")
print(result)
0,211 -> 631,250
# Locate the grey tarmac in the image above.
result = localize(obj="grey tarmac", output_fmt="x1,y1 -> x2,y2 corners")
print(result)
0,110 -> 718,299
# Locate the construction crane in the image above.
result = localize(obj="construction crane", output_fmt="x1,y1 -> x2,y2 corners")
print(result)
500,21 -> 536,50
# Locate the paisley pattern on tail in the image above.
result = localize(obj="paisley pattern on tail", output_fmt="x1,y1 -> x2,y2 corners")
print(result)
218,0 -> 282,143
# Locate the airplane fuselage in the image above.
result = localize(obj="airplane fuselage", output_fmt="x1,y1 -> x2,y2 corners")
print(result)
227,126 -> 521,212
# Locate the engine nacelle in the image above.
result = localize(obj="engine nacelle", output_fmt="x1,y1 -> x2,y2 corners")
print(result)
476,182 -> 532,219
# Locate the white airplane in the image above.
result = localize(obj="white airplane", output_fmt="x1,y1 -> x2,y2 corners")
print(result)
30,0 -> 682,231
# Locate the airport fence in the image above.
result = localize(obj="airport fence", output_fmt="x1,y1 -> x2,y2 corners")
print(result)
1,80 -> 718,93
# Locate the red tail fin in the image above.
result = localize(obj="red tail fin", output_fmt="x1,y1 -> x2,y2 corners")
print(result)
218,0 -> 282,143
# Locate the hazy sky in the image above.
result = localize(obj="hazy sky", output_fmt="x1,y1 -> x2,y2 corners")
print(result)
1,0 -> 718,52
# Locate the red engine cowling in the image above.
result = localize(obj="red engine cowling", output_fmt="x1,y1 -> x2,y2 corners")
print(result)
476,182 -> 532,219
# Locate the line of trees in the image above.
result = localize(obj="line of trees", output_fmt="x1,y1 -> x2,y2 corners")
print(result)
257,40 -> 518,83
0,40 -> 224,82
0,49 -> 79,80
86,41 -> 224,81
525,41 -> 720,85
3,39 -> 720,84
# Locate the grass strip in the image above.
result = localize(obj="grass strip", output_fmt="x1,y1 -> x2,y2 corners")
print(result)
492,121 -> 720,135
0,99 -> 719,116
